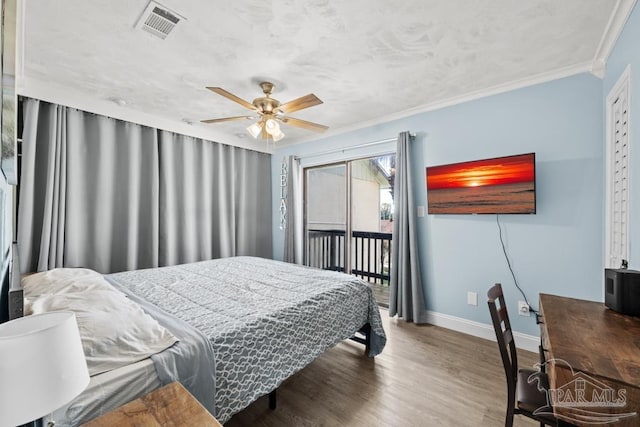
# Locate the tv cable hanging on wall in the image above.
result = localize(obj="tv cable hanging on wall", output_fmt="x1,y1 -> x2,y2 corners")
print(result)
496,215 -> 538,315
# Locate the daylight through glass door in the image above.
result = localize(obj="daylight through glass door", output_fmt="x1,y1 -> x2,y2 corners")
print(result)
304,154 -> 395,306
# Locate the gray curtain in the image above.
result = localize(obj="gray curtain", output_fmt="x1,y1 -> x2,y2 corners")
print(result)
389,131 -> 426,323
18,98 -> 272,274
283,155 -> 303,264
158,131 -> 272,265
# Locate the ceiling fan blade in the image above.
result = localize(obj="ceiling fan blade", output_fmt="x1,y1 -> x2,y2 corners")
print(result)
277,94 -> 323,114
200,116 -> 253,124
206,87 -> 256,110
280,116 -> 329,132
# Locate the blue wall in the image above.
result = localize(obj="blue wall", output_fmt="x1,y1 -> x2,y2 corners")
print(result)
604,4 -> 640,268
272,73 -> 604,336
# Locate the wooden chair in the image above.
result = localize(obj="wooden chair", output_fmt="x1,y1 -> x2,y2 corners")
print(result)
487,283 -> 574,427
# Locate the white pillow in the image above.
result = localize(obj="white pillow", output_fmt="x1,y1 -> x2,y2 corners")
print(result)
23,268 -> 122,298
26,270 -> 178,376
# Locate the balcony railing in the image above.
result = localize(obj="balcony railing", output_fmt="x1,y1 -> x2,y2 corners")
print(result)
307,229 -> 392,284
307,229 -> 346,272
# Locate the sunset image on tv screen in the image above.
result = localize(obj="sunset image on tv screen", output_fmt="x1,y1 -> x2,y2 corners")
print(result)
426,153 -> 535,214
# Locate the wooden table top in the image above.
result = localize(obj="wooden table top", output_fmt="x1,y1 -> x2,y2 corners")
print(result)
540,293 -> 640,388
81,381 -> 221,427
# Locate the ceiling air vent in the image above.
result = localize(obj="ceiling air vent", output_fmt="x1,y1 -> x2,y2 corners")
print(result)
135,1 -> 185,40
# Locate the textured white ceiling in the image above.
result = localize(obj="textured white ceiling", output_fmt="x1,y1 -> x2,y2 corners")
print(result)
21,0 -> 618,149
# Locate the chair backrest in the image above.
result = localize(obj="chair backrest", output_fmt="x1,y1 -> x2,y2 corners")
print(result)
487,283 -> 518,400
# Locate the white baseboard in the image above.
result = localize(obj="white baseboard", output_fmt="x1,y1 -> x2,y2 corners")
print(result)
422,310 -> 540,353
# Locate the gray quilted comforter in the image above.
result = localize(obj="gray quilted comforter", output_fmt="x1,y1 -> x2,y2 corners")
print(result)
107,256 -> 386,423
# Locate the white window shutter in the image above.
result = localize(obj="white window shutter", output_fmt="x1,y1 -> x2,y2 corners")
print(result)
606,66 -> 631,269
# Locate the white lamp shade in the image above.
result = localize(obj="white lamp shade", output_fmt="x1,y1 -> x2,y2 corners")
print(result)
271,129 -> 285,142
246,121 -> 263,138
0,312 -> 90,426
264,118 -> 280,135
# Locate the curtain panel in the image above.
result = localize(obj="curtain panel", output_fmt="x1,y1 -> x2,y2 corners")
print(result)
283,155 -> 303,264
18,98 -> 272,274
389,131 -> 427,323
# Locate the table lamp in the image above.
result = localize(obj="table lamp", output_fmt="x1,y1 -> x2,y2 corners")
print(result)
0,311 -> 90,427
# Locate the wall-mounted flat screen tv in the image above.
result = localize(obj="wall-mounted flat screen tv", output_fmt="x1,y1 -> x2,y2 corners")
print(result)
426,153 -> 536,214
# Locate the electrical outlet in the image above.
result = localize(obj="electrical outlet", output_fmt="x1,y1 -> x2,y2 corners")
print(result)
467,291 -> 478,306
518,301 -> 530,317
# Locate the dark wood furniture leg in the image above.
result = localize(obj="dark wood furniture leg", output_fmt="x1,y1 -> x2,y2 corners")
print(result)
349,323 -> 371,354
269,389 -> 277,410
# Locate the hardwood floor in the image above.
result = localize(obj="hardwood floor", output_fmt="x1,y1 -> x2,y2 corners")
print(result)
226,308 -> 539,426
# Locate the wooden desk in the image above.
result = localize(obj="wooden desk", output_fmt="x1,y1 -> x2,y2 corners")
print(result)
539,294 -> 640,426
81,382 -> 221,427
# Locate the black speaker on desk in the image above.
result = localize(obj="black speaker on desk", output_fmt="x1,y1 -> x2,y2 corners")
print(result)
605,268 -> 640,316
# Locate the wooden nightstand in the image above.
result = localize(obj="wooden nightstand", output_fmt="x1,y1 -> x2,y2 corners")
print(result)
81,382 -> 221,427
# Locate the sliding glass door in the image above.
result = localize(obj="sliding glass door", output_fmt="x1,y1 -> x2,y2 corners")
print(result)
304,154 -> 395,286
349,155 -> 394,284
305,163 -> 348,271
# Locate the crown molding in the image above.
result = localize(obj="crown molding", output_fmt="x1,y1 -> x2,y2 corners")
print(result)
288,61 -> 593,148
590,0 -> 637,78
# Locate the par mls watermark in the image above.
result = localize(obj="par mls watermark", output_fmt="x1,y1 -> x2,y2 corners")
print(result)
550,382 -> 627,408
529,359 -> 636,425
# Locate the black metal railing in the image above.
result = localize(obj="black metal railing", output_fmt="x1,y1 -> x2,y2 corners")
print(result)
351,230 -> 392,284
307,229 -> 346,272
307,229 -> 392,284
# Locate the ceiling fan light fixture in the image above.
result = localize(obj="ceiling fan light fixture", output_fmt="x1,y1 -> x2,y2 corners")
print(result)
203,82 -> 328,143
271,129 -> 285,142
246,121 -> 263,139
265,118 -> 280,135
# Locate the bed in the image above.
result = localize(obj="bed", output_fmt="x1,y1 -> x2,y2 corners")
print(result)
13,255 -> 386,425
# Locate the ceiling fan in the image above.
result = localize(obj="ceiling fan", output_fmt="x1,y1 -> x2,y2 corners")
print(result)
201,81 -> 329,142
